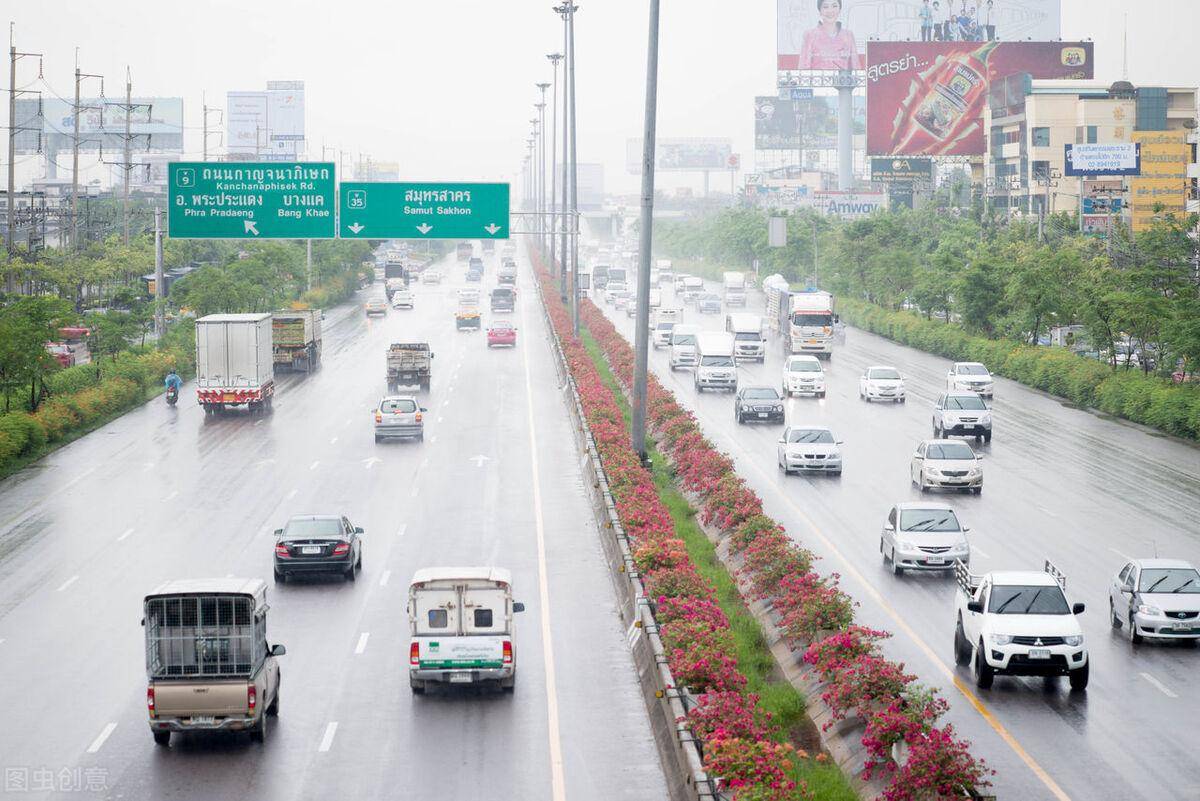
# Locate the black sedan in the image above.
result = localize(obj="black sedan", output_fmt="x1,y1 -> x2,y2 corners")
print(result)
735,386 -> 785,424
274,515 -> 363,582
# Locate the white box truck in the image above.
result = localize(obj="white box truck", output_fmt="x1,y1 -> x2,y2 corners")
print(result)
726,312 -> 766,362
653,307 -> 682,348
723,271 -> 747,307
694,332 -> 738,392
195,313 -> 275,414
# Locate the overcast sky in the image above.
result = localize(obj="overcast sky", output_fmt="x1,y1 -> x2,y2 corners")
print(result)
6,1 -> 1199,195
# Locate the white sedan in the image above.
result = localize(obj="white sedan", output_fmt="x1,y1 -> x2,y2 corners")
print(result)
421,269 -> 443,284
391,289 -> 414,309
776,425 -> 842,476
781,355 -> 826,398
947,362 -> 994,398
911,439 -> 983,494
859,365 -> 905,403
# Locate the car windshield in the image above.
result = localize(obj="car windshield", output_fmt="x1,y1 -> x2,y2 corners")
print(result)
656,322 -> 675,331
989,585 -> 1070,615
734,332 -> 760,341
492,289 -> 513,297
672,334 -> 697,346
793,313 -> 831,326
926,443 -> 975,460
284,518 -> 343,538
868,368 -> 901,380
701,294 -> 719,302
381,399 -> 417,413
787,429 -> 834,444
491,322 -> 513,331
701,355 -> 734,367
945,396 -> 987,410
959,364 -> 989,375
742,388 -> 779,400
899,509 -> 962,532
787,360 -> 821,372
1139,568 -> 1200,593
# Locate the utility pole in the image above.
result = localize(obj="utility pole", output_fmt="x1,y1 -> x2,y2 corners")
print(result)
153,205 -> 164,338
70,53 -> 103,250
567,2 -> 580,337
555,5 -> 572,304
536,84 -> 549,257
547,53 -> 563,278
6,26 -> 41,279
631,0 -> 660,463
202,92 -> 222,161
104,67 -> 151,245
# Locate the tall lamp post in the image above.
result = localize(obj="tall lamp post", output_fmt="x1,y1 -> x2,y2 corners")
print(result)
547,54 -> 563,277
536,84 -> 550,259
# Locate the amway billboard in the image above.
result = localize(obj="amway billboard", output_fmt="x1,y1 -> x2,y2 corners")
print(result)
626,138 -> 732,173
778,0 -> 1062,71
799,191 -> 887,218
866,41 -> 1093,156
1064,143 -> 1140,176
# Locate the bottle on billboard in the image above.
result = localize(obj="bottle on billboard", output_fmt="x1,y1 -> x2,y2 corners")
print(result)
889,41 -> 999,155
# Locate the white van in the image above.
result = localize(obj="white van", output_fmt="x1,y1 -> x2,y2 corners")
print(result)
682,276 -> 705,302
408,567 -> 526,693
653,308 -> 682,348
669,324 -> 701,369
694,332 -> 738,392
726,313 -> 766,362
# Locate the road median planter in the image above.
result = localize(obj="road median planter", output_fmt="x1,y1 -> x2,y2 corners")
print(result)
558,268 -> 996,801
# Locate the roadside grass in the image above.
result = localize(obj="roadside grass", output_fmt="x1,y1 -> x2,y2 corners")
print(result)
579,329 -> 856,801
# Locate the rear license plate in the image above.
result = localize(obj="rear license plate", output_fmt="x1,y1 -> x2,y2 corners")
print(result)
757,412 -> 768,418
191,716 -> 215,725
222,393 -> 236,402
302,546 -> 321,555
1028,648 -> 1051,660
448,672 -> 472,684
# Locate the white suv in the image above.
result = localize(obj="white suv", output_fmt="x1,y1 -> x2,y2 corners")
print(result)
933,391 -> 992,443
947,362 -> 994,398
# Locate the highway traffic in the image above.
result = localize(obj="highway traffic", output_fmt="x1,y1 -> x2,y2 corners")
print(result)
594,273 -> 1200,801
0,251 -> 667,801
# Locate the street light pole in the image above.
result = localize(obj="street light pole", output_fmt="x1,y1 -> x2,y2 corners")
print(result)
547,54 -> 563,278
554,5 -> 573,305
631,0 -> 660,463
567,2 -> 580,337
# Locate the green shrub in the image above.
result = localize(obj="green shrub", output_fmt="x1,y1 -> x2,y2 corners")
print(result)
45,364 -> 101,396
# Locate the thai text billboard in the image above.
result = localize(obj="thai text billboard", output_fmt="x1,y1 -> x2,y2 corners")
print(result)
1129,131 -> 1190,232
778,0 -> 1061,71
1064,143 -> 1140,176
865,41 -> 1093,156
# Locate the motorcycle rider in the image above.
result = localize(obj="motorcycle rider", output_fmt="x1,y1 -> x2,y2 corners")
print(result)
164,369 -> 182,395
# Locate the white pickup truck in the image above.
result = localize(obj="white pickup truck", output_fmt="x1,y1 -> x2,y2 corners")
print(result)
953,560 -> 1088,690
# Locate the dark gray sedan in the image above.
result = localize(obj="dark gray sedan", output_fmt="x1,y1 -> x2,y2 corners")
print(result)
735,386 -> 785,424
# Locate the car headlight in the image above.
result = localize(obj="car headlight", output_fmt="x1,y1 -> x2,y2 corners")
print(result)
968,467 -> 981,476
829,451 -> 841,460
1063,635 -> 1083,647
980,413 -> 992,423
1137,604 -> 1162,617
988,634 -> 1013,646
925,467 -> 940,476
955,539 -> 969,552
897,540 -> 914,551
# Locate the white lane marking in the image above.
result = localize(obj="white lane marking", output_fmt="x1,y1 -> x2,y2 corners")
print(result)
428,434 -> 437,443
142,462 -> 155,472
437,416 -> 444,423
309,461 -> 320,471
86,722 -> 117,753
449,385 -> 455,393
253,419 -> 264,427
330,436 -> 339,445
0,638 -> 5,645
418,457 -> 429,472
396,524 -> 407,537
410,484 -> 420,498
1140,672 -> 1178,698
317,722 -> 339,752
519,291 -> 567,801
363,457 -> 382,470
344,417 -> 353,427
62,466 -> 98,490
225,573 -> 234,578
287,488 -> 299,500
57,575 -> 79,592
971,544 -> 990,559
354,632 -> 370,654
379,570 -> 392,587
117,528 -> 135,542
1109,547 -> 1134,563
162,490 -> 179,502
442,398 -> 451,408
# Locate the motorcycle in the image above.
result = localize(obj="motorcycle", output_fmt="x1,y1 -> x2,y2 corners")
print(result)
166,385 -> 179,406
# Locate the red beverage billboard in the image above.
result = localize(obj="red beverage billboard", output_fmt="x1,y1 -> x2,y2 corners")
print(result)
865,41 -> 1093,156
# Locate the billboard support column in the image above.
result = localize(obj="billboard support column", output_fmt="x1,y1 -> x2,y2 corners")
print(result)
153,206 -> 164,340
837,83 -> 853,190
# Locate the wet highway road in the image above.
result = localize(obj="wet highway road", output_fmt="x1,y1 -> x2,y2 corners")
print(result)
596,279 -> 1200,801
0,253 -> 667,801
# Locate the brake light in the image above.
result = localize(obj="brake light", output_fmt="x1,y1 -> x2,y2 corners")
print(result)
247,685 -> 257,711
414,412 -> 422,423
502,640 -> 513,665
375,412 -> 382,423
274,544 -> 290,558
410,641 -> 420,666
147,686 -> 156,711
332,543 -> 350,556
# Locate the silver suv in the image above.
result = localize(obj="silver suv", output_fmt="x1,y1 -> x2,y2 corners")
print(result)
932,391 -> 992,443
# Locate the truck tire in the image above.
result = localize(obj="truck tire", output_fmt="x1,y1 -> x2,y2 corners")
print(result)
420,379 -> 430,392
954,619 -> 971,666
410,678 -> 426,694
153,731 -> 171,746
500,675 -> 515,693
1069,663 -> 1089,691
249,714 -> 267,743
973,641 -> 994,689
267,686 -> 280,716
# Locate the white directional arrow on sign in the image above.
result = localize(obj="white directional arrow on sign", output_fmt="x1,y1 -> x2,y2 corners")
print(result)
484,223 -> 501,235
469,454 -> 491,468
244,220 -> 260,236
416,223 -> 433,235
348,222 -> 364,234
363,457 -> 382,470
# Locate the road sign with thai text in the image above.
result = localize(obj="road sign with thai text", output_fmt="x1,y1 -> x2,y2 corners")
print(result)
339,182 -> 510,239
168,162 -> 336,239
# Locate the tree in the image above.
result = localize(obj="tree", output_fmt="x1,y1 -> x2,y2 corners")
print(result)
954,254 -> 1006,335
0,297 -> 74,412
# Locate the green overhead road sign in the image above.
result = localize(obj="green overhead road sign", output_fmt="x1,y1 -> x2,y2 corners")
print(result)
168,162 -> 336,239
339,182 -> 509,239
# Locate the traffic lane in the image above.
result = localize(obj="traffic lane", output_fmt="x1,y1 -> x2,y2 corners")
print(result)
603,289 -> 1200,800
0,280 -> 437,797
